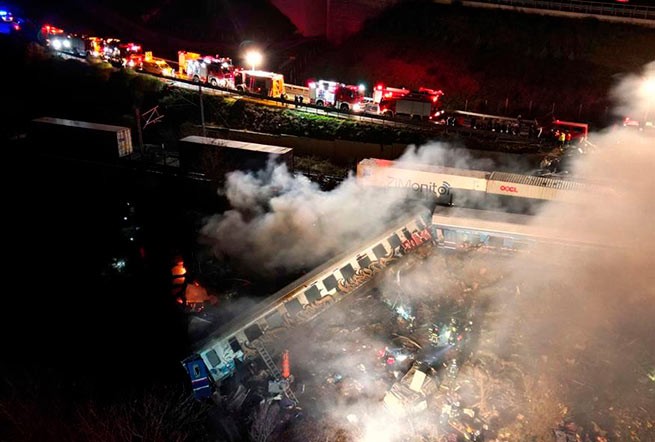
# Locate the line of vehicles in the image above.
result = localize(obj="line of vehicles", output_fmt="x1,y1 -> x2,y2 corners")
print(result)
26,14 -> 453,120
7,6 -> 596,141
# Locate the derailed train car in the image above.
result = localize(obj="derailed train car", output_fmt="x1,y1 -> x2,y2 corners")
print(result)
183,209 -> 434,399
431,206 -> 602,251
356,158 -> 593,212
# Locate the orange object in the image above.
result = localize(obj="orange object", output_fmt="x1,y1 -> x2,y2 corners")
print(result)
281,350 -> 290,379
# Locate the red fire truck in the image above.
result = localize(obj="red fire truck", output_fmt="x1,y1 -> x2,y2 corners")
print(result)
375,85 -> 445,120
178,51 -> 235,88
308,80 -> 367,112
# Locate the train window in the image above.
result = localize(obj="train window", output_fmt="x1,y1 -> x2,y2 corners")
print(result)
457,232 -> 470,242
488,236 -> 504,248
229,337 -> 242,354
401,228 -> 413,241
244,324 -> 263,342
285,298 -> 303,316
340,263 -> 355,280
193,365 -> 201,377
443,229 -> 456,241
265,311 -> 284,329
304,285 -> 321,302
323,274 -> 338,291
416,219 -> 426,231
372,243 -> 388,260
388,234 -> 402,249
205,349 -> 221,367
357,254 -> 372,269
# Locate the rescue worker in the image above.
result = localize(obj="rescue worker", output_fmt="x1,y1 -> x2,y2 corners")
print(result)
565,131 -> 572,146
558,131 -> 566,148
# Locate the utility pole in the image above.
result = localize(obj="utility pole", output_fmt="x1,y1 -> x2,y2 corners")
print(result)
134,107 -> 144,157
199,84 -> 206,137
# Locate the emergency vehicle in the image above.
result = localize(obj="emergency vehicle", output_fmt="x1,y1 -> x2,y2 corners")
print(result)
0,8 -> 22,34
178,51 -> 235,88
377,86 -> 445,120
235,70 -> 286,98
83,36 -> 105,58
539,119 -> 588,142
140,52 -> 176,78
308,80 -> 366,112
38,25 -> 64,48
103,40 -> 143,67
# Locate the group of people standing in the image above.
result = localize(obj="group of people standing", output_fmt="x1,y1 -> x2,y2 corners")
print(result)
555,129 -> 572,148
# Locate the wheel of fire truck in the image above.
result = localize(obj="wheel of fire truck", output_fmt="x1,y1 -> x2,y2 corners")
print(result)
209,78 -> 218,87
192,75 -> 200,83
316,100 -> 324,107
383,110 -> 394,118
340,103 -> 349,112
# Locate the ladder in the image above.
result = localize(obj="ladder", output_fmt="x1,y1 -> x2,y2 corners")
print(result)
253,341 -> 299,405
253,340 -> 282,380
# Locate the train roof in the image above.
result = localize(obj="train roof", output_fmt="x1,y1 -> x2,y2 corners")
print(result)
432,206 -> 601,247
488,171 -> 590,192
32,117 -> 130,133
193,207 -> 430,350
180,136 -> 292,155
358,158 -> 489,180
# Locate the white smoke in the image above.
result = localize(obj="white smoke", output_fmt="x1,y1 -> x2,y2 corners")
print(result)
201,162 -> 420,274
398,141 -> 496,171
277,62 -> 655,441
610,60 -> 655,125
201,62 -> 655,440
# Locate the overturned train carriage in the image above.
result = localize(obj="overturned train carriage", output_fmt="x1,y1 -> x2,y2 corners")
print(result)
184,209 -> 434,398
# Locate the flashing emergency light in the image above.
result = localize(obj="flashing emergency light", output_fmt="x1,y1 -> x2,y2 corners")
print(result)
42,25 -> 64,35
376,84 -> 383,90
63,39 -> 71,49
51,39 -> 62,50
308,81 -> 316,89
358,84 -> 366,92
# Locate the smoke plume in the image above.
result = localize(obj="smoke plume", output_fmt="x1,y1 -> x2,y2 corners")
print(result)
281,62 -> 655,441
201,162 -> 420,274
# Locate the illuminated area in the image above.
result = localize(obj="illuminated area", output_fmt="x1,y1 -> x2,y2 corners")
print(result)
244,50 -> 263,71
3,1 -> 655,441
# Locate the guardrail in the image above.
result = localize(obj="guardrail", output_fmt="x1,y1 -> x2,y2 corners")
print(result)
467,0 -> 655,20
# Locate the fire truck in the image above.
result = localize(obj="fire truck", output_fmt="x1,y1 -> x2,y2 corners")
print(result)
103,40 -> 143,67
376,85 -> 445,120
83,36 -> 105,58
178,51 -> 235,88
235,70 -> 286,99
308,80 -> 366,112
